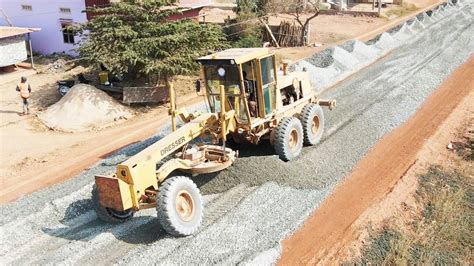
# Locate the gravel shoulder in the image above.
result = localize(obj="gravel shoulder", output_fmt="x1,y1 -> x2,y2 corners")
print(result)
0,1 -> 472,264
279,56 -> 474,264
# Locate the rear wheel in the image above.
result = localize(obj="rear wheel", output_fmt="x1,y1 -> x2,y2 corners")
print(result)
274,117 -> 304,161
91,185 -> 134,223
301,104 -> 325,145
157,176 -> 203,236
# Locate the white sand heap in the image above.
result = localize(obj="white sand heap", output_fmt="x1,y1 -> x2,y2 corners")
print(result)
38,84 -> 133,132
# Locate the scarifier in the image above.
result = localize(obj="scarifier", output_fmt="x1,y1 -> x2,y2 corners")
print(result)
93,48 -> 336,236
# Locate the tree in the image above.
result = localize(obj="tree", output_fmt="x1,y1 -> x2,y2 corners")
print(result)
75,0 -> 228,84
231,0 -> 273,47
234,0 -> 272,16
282,0 -> 321,45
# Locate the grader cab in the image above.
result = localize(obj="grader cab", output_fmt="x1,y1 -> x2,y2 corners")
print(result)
93,48 -> 336,236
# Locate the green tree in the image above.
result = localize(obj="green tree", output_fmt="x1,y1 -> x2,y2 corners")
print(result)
235,0 -> 272,16
75,0 -> 228,83
231,0 -> 268,47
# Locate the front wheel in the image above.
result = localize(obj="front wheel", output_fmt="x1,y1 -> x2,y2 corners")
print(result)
157,176 -> 203,236
274,117 -> 304,161
91,185 -> 134,223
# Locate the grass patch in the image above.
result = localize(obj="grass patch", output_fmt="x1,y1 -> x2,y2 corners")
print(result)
384,3 -> 419,19
355,165 -> 473,265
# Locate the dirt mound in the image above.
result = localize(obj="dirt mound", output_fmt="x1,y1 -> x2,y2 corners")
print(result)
38,84 -> 133,132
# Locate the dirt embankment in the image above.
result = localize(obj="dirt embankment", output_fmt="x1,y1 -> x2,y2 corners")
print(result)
278,56 -> 474,264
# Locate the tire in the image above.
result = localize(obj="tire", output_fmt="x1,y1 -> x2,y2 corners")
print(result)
300,104 -> 325,145
274,117 -> 304,161
157,176 -> 203,236
91,185 -> 134,223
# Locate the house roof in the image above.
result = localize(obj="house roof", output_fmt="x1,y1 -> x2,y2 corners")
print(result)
177,0 -> 212,9
0,26 -> 40,39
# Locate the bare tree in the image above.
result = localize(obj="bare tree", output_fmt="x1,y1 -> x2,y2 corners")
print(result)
286,0 -> 321,45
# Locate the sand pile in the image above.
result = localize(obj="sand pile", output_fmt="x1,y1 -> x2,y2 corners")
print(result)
38,84 -> 133,132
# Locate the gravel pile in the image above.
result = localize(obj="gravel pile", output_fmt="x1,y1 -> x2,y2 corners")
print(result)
393,23 -> 416,40
410,18 -> 426,32
421,12 -> 434,23
339,40 -> 356,53
339,40 -> 383,62
38,84 -> 133,132
306,48 -> 335,68
351,40 -> 382,61
332,46 -> 362,71
431,8 -> 443,20
0,1 -> 472,264
374,32 -> 400,50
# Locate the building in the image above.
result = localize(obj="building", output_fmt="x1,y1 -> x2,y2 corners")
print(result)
0,26 -> 39,68
168,0 -> 212,21
0,0 -> 211,56
0,0 -> 106,55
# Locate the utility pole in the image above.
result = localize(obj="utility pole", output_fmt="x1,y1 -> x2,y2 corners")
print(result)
378,0 -> 381,16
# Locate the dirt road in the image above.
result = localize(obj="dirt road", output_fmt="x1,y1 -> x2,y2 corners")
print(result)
279,56 -> 474,265
0,1 -> 472,264
0,71 -> 201,203
0,91 -> 201,203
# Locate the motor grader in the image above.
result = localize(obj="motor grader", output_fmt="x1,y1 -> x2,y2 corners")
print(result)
93,48 -> 336,236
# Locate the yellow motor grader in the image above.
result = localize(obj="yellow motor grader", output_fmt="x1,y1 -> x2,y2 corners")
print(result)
93,48 -> 336,236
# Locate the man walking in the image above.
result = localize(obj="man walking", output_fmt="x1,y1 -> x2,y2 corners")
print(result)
16,76 -> 32,115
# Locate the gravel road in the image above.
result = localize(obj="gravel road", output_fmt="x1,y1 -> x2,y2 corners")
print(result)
1,1 -> 472,264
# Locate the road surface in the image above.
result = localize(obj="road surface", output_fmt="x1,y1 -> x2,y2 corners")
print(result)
0,1 -> 472,264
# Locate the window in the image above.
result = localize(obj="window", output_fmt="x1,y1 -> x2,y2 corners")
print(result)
61,24 -> 75,44
21,5 -> 32,11
260,56 -> 275,85
60,7 -> 71,13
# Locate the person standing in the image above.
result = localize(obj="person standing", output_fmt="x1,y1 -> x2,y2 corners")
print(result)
16,76 -> 32,115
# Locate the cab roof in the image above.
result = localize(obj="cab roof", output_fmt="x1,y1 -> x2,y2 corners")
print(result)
197,48 -> 271,65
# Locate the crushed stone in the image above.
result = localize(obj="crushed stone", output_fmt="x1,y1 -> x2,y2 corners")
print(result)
38,84 -> 133,132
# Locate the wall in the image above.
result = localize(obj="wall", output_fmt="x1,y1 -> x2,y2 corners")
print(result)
0,35 -> 27,67
0,0 -> 88,55
167,8 -> 202,21
85,0 -> 111,20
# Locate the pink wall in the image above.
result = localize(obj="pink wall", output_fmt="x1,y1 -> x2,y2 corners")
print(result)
0,0 -> 88,55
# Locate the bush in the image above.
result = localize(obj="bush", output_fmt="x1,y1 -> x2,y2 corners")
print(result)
232,35 -> 262,48
355,166 -> 473,265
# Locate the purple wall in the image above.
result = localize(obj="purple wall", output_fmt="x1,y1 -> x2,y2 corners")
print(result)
0,0 -> 87,55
